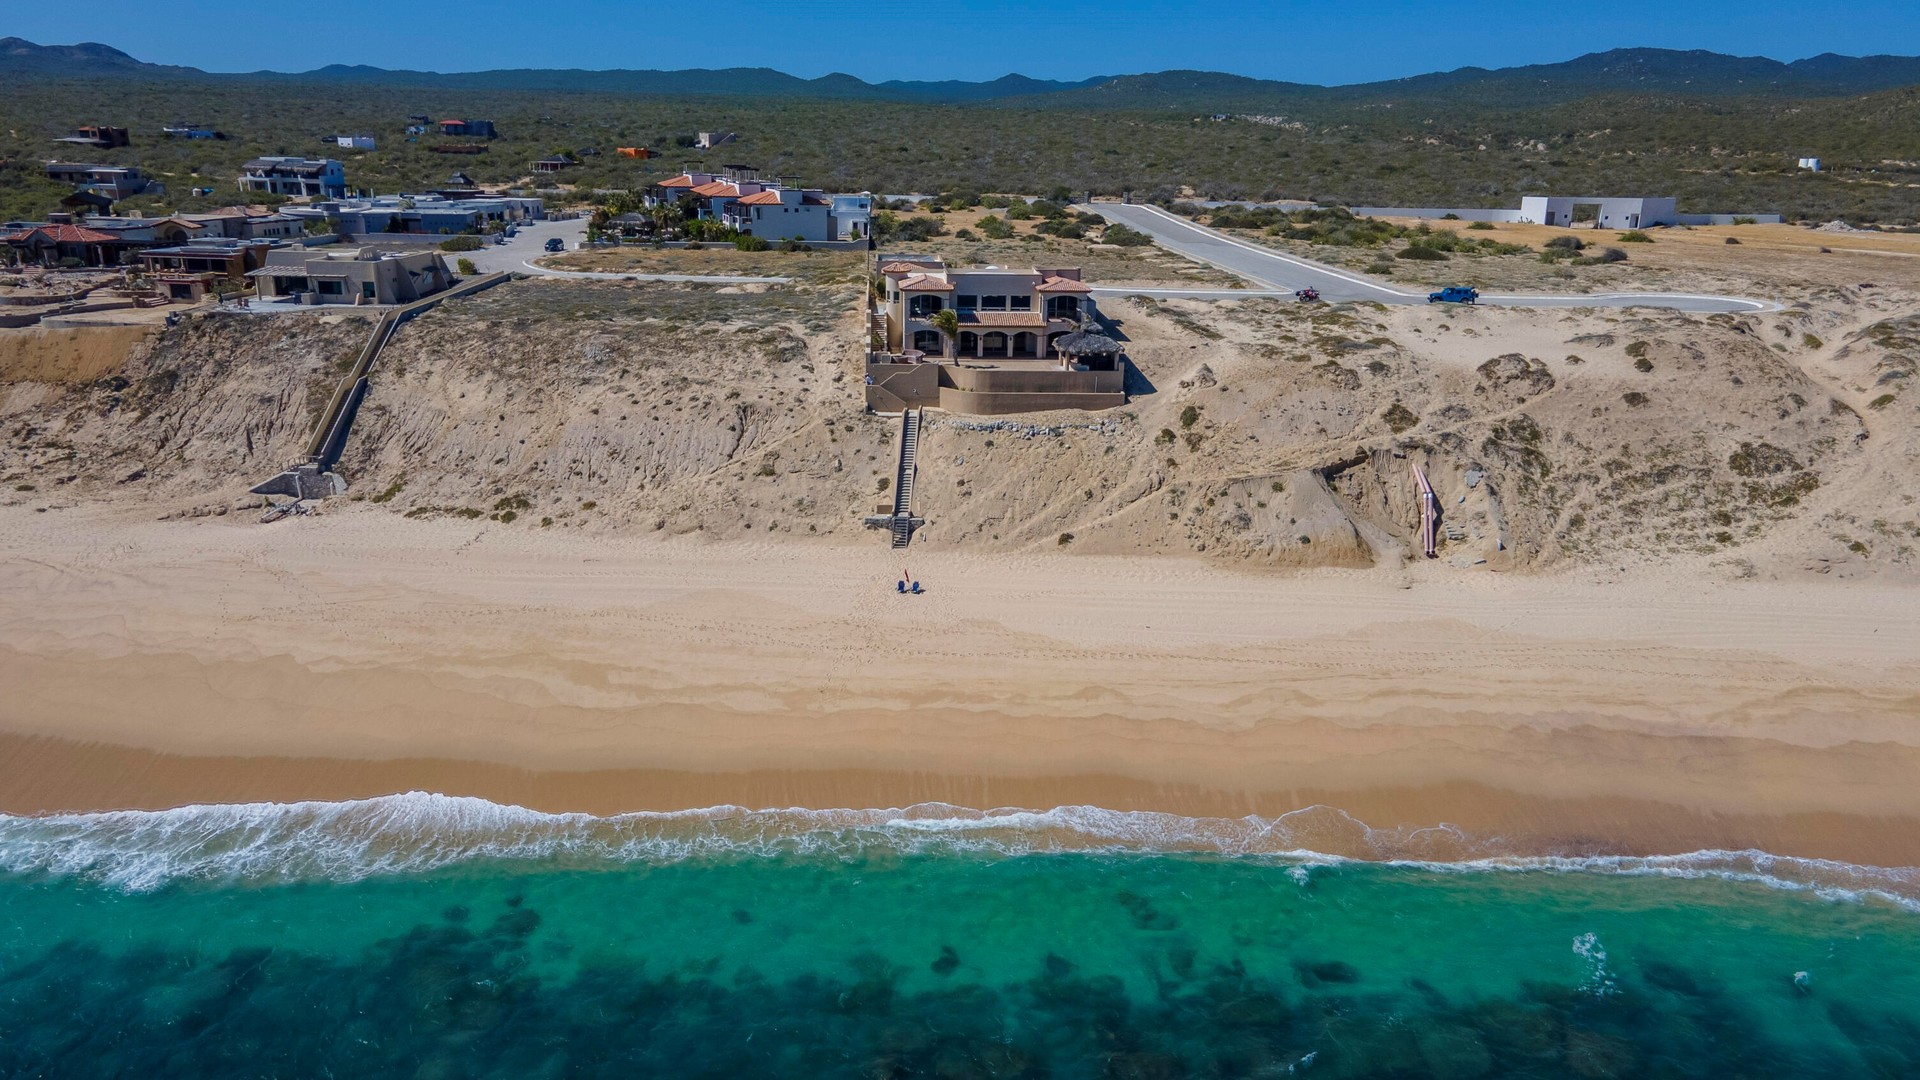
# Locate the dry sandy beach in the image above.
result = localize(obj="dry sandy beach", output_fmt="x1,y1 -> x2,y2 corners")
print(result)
3,503 -> 1917,867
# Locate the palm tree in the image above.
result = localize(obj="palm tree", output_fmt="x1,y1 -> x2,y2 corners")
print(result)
930,308 -> 960,360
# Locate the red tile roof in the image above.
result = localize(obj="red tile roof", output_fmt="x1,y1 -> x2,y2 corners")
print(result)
690,181 -> 740,198
898,274 -> 955,292
958,312 -> 1047,327
656,174 -> 700,188
4,224 -> 120,244
736,189 -> 829,206
879,261 -> 937,273
1035,276 -> 1093,293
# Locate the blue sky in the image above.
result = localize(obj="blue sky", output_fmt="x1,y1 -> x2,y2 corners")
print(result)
12,1 -> 1920,83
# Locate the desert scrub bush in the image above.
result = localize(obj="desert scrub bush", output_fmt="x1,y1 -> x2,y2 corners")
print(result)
1724,237 -> 1741,245
455,257 -> 477,275
1728,442 -> 1799,477
977,215 -> 1014,240
876,477 -> 890,492
1468,221 -> 1495,230
1396,244 -> 1448,261
370,481 -> 404,504
1057,532 -> 1074,545
1382,402 -> 1419,433
1618,231 -> 1653,242
1802,333 -> 1824,349
1633,357 -> 1654,373
1179,404 -> 1201,429
439,235 -> 483,252
1624,341 -> 1650,359
493,495 -> 532,512
1103,223 -> 1154,246
1155,428 -> 1176,445
733,235 -> 770,251
1869,393 -> 1897,409
1623,392 -> 1651,407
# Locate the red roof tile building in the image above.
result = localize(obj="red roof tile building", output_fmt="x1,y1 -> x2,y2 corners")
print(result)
865,257 -> 1123,414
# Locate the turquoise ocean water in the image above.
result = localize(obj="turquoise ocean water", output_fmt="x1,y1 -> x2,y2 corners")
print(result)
2,794 -> 1918,1078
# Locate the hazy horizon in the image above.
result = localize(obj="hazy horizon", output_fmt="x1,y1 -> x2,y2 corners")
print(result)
10,0 -> 1920,85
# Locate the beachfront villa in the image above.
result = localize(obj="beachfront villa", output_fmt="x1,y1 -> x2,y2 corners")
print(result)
865,256 -> 1125,415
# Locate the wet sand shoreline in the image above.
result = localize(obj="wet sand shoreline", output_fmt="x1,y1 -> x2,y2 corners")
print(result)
3,506 -> 1918,869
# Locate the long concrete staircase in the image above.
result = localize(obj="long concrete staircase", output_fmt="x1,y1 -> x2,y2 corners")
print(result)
890,408 -> 921,549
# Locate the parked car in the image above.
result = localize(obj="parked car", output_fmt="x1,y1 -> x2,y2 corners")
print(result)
544,237 -> 565,253
1428,286 -> 1479,305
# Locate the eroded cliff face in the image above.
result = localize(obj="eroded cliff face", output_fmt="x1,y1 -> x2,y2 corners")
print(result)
3,277 -> 1913,579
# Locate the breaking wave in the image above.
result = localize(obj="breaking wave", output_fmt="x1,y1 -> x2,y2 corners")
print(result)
1,792 -> 1915,908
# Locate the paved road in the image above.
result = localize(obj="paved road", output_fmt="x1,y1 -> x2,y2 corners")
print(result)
461,216 -> 586,275
1085,202 -> 1780,313
461,216 -> 792,283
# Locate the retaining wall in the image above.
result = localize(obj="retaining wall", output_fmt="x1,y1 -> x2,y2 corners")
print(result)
1353,207 -> 1525,223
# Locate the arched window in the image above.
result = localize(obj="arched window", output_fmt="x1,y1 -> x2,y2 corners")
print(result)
908,295 -> 943,318
911,329 -> 943,356
1046,296 -> 1080,320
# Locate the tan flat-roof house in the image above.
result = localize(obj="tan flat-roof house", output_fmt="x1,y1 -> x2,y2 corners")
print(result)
248,247 -> 451,305
867,256 -> 1125,415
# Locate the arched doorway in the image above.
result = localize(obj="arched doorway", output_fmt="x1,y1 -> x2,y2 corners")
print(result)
1012,332 -> 1038,358
911,329 -> 943,356
958,331 -> 979,357
982,332 -> 1009,358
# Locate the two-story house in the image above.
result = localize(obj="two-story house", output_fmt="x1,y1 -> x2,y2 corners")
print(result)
877,257 -> 1096,360
239,157 -> 347,199
45,163 -> 151,200
866,256 -> 1123,415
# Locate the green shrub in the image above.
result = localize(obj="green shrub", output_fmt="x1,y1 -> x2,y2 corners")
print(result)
455,257 -> 477,275
1869,393 -> 1897,409
1467,221 -> 1495,230
1103,223 -> 1154,246
1633,357 -> 1654,372
977,215 -> 1014,240
1396,244 -> 1448,261
1058,532 -> 1074,545
1382,402 -> 1419,433
439,235 -> 483,252
1618,230 -> 1653,243
733,235 -> 770,251
1179,404 -> 1201,429
1733,216 -> 1758,226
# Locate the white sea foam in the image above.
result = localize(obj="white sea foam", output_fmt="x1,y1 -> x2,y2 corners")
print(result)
0,792 -> 1916,909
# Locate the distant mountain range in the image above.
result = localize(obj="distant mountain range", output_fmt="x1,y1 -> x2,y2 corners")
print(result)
5,36 -> 1920,107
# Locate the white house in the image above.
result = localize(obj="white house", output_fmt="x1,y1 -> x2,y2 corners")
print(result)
1517,196 -> 1678,229
240,157 -> 347,199
335,135 -> 377,151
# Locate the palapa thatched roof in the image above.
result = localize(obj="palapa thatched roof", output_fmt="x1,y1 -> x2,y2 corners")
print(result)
1052,324 -> 1121,356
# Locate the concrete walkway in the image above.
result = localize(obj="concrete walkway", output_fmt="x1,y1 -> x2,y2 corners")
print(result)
1085,202 -> 1781,313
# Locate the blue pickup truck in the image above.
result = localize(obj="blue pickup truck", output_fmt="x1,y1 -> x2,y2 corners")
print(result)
1428,286 -> 1479,305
